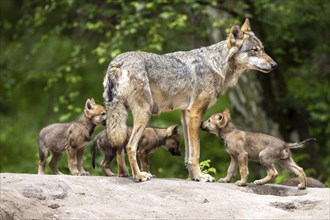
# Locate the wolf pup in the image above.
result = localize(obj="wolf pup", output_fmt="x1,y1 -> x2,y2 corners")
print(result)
92,125 -> 181,177
103,19 -> 277,182
201,109 -> 315,189
38,98 -> 106,176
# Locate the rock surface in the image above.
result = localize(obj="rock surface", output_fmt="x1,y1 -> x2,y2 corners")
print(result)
1,173 -> 329,219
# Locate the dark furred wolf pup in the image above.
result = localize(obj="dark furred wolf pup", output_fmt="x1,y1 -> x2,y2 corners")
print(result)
92,125 -> 181,177
103,19 -> 277,182
38,98 -> 106,176
201,109 -> 315,190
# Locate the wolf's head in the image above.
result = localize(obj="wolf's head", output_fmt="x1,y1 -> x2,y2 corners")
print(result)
84,98 -> 107,126
227,19 -> 277,73
164,124 -> 181,156
201,109 -> 231,136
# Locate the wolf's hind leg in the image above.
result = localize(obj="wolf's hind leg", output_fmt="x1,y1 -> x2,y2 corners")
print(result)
126,105 -> 152,182
254,164 -> 278,185
116,147 -> 129,177
49,151 -> 63,175
100,149 -> 117,176
38,147 -> 49,175
279,157 -> 307,189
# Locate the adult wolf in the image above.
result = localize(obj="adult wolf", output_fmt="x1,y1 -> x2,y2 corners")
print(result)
103,19 -> 277,182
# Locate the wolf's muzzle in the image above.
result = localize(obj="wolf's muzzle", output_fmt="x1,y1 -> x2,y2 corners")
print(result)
271,62 -> 278,70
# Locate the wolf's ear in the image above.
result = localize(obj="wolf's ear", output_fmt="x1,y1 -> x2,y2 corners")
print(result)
227,25 -> 243,48
84,99 -> 94,118
168,124 -> 180,136
90,98 -> 96,104
223,108 -> 231,119
85,99 -> 95,111
241,18 -> 251,32
215,113 -> 224,127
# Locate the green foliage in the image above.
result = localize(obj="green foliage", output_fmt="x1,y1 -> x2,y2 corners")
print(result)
0,0 -> 329,187
200,159 -> 217,176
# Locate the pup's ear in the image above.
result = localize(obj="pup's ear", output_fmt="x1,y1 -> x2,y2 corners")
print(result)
168,124 -> 180,136
90,98 -> 96,104
223,108 -> 231,119
84,99 -> 95,118
227,25 -> 244,48
241,18 -> 251,32
85,99 -> 95,110
215,113 -> 224,127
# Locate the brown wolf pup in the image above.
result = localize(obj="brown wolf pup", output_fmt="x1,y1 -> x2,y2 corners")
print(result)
201,109 -> 315,189
103,19 -> 277,182
38,98 -> 106,176
92,125 -> 181,177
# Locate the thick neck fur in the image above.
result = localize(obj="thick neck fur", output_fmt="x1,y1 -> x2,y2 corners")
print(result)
218,121 -> 237,140
190,41 -> 245,93
77,114 -> 96,137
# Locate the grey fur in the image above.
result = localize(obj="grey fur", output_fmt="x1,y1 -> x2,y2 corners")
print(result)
37,98 -> 106,175
201,109 -> 315,190
92,125 -> 181,177
103,19 -> 277,182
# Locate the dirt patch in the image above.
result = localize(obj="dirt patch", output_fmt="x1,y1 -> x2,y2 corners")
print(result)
270,200 -> 319,212
239,183 -> 307,197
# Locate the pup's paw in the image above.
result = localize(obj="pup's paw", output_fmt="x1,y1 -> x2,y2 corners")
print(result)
235,180 -> 247,186
134,172 -> 152,182
192,173 -> 215,182
253,180 -> 263,185
298,184 -> 306,190
118,173 -> 130,177
80,171 -> 91,176
218,178 -> 229,183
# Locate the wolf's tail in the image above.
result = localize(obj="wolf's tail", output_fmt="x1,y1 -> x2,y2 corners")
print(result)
92,139 -> 97,169
103,64 -> 128,149
287,138 -> 316,149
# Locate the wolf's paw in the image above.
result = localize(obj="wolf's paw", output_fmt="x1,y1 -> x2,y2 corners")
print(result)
134,172 -> 152,182
192,173 -> 215,182
80,171 -> 91,176
298,183 -> 306,190
235,180 -> 247,186
118,173 -> 130,177
253,180 -> 264,185
218,178 -> 229,183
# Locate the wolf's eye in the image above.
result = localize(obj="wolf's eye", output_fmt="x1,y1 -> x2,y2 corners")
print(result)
251,48 -> 259,52
101,112 -> 106,116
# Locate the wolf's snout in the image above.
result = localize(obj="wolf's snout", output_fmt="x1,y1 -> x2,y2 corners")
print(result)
200,122 -> 208,131
271,62 -> 278,70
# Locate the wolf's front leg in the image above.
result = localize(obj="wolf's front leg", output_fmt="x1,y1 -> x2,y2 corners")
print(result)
183,109 -> 214,182
66,146 -> 80,175
219,155 -> 238,183
235,152 -> 249,186
76,148 -> 90,176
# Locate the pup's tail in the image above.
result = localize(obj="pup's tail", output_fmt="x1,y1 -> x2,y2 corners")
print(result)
103,64 -> 128,148
287,138 -> 316,149
92,139 -> 97,169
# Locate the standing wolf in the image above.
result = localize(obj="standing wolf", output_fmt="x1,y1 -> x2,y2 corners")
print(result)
103,19 -> 277,182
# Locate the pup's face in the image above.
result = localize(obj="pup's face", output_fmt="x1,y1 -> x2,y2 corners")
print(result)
201,109 -> 231,136
84,98 -> 107,126
164,125 -> 181,156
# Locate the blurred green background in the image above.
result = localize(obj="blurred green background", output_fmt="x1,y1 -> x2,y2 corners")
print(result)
1,0 -> 329,186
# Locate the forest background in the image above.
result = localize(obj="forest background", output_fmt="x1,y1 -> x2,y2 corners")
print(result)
1,0 -> 329,186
